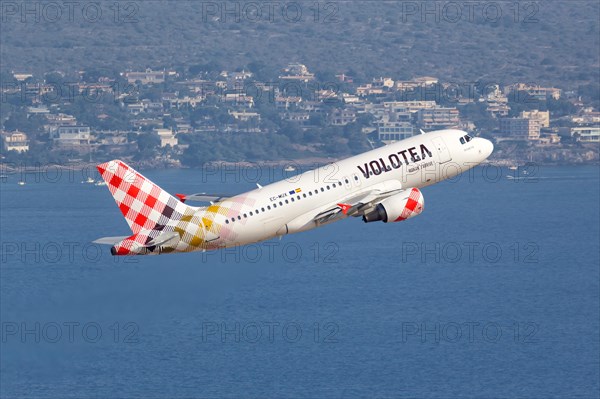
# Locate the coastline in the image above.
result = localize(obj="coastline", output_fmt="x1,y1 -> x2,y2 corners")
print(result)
1,156 -> 598,173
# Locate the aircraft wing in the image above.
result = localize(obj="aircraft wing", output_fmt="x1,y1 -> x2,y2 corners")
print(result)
312,187 -> 405,225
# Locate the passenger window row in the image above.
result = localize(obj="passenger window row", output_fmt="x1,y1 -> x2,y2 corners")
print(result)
224,176 -> 359,224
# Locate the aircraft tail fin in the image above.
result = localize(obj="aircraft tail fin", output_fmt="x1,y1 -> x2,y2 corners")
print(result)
96,160 -> 193,234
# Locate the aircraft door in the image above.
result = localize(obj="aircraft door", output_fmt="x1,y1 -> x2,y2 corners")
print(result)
432,136 -> 452,163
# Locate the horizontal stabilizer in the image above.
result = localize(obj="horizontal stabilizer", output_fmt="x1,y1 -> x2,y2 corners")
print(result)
175,193 -> 231,203
93,236 -> 129,245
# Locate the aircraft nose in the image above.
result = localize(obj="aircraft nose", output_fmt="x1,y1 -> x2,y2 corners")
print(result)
478,138 -> 494,159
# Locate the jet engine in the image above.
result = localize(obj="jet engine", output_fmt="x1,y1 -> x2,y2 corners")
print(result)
362,187 -> 424,223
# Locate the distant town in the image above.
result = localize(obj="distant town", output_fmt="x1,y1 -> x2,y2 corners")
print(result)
1,62 -> 598,169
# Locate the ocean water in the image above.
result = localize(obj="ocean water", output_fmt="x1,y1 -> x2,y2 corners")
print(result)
1,164 -> 599,399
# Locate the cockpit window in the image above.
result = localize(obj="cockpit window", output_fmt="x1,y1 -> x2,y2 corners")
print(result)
460,134 -> 473,144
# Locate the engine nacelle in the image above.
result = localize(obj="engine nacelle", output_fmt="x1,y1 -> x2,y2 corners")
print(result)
362,188 -> 424,223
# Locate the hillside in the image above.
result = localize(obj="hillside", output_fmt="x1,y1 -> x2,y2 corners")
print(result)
1,1 -> 598,87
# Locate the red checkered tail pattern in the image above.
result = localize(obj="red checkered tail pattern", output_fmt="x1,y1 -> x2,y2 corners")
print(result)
96,160 -> 193,234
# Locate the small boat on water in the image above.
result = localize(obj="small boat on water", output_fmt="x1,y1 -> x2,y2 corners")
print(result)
508,166 -> 518,170
94,181 -> 107,186
17,181 -> 26,186
82,177 -> 96,184
284,165 -> 296,172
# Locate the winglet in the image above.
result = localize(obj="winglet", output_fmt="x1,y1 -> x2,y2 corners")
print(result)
175,193 -> 187,203
337,203 -> 352,215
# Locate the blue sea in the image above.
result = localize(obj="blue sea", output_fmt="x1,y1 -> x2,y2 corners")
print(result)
1,164 -> 599,399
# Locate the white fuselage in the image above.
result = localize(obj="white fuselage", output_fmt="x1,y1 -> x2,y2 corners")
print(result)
195,129 -> 493,249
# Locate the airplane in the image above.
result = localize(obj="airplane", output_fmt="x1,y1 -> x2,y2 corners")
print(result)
94,129 -> 493,255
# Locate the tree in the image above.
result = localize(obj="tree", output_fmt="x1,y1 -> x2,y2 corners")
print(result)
3,112 -> 45,135
278,122 -> 304,142
309,114 -> 326,127
137,132 -> 160,152
547,98 -> 577,117
44,72 -> 65,86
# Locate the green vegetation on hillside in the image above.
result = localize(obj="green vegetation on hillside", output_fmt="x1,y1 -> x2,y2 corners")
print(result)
1,1 -> 598,87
